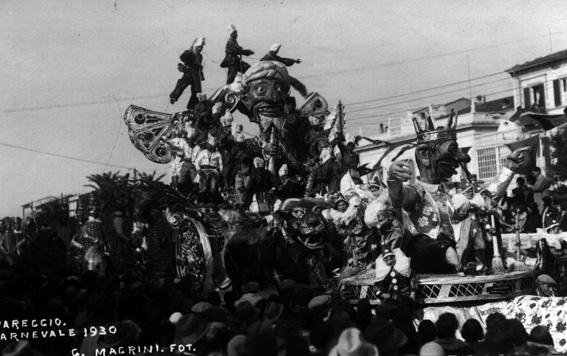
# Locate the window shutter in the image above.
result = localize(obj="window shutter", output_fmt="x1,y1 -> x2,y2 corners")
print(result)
523,87 -> 531,109
554,79 -> 561,107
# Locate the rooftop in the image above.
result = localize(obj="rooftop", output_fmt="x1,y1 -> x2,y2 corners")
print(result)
506,48 -> 567,76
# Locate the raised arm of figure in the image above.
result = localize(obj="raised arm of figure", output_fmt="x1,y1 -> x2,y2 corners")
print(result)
487,147 -> 532,197
387,160 -> 421,210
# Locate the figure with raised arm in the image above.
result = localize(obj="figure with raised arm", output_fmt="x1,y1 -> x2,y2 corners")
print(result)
220,24 -> 255,84
388,111 -> 533,274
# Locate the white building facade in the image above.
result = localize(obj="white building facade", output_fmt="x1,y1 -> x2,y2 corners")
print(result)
356,49 -> 567,183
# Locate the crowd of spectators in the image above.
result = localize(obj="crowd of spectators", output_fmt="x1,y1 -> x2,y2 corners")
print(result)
0,243 -> 562,356
0,211 -> 563,356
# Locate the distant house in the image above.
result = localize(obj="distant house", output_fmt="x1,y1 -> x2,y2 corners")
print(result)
506,48 -> 567,115
21,196 -> 59,219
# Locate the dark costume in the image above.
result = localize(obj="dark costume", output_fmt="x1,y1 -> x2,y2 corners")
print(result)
221,35 -> 253,84
169,39 -> 205,109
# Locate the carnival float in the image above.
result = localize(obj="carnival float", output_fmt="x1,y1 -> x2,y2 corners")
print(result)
72,35 -> 567,351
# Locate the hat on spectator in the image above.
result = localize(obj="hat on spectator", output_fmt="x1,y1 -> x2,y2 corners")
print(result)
279,279 -> 296,291
191,301 -> 213,315
264,301 -> 284,323
236,293 -> 263,307
329,328 -> 379,356
365,318 -> 407,355
173,314 -> 210,344
419,341 -> 445,356
234,301 -> 261,323
236,320 -> 278,356
227,334 -> 246,356
308,294 -> 331,310
536,274 -> 557,285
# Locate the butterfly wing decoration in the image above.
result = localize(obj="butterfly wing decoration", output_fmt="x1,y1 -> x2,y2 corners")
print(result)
123,105 -> 179,164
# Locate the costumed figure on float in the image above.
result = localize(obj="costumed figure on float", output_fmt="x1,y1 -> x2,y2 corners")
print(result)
387,111 -> 533,275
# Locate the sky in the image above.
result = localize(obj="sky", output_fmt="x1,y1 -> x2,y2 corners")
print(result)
2,0 -> 567,216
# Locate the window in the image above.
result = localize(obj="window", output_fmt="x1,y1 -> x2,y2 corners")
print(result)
477,147 -> 497,179
477,145 -> 518,180
553,78 -> 567,107
523,84 -> 545,112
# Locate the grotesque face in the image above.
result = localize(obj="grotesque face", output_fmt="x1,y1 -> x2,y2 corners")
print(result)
289,209 -> 326,250
415,138 -> 470,184
240,61 -> 291,140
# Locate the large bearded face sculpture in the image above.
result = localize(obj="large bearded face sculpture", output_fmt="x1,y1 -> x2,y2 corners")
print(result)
240,61 -> 291,140
413,113 -> 470,184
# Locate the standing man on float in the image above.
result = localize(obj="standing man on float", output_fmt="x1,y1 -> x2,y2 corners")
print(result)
220,25 -> 255,84
169,37 -> 206,109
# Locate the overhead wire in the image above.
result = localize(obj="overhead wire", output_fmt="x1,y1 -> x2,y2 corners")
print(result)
344,72 -> 507,107
345,77 -> 512,115
346,87 -> 515,129
0,141 -> 135,170
349,72 -> 567,125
